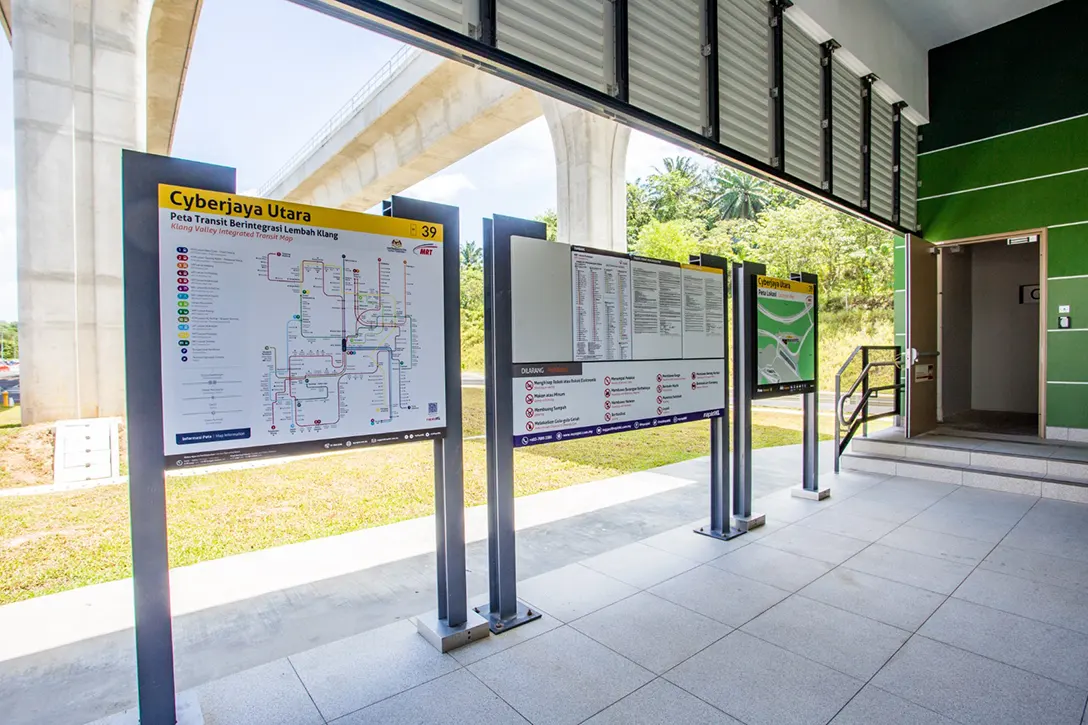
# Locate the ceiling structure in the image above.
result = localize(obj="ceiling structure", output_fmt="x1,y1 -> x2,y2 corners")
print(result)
876,0 -> 1064,49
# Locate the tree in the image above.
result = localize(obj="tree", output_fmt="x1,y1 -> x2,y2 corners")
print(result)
705,167 -> 773,221
460,239 -> 483,270
631,219 -> 706,263
626,181 -> 653,250
0,321 -> 17,360
534,210 -> 558,242
645,156 -> 707,223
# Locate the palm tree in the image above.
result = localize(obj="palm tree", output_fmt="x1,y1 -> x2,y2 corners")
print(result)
646,156 -> 705,222
706,167 -> 772,220
460,240 -> 483,269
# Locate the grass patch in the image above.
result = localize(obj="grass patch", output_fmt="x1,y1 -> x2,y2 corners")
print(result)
0,389 -> 828,605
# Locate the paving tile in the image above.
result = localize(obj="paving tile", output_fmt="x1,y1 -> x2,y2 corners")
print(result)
467,626 -> 653,725
843,544 -> 973,595
877,525 -> 995,566
920,597 -> 1088,690
872,636 -> 1087,725
742,595 -> 910,680
793,507 -> 900,542
752,489 -> 827,523
450,610 -> 562,666
827,496 -> 919,525
932,486 -> 1038,523
799,567 -> 946,631
517,563 -> 638,623
756,525 -> 870,565
571,591 -> 730,674
907,508 -> 1016,544
649,564 -> 789,627
665,630 -> 863,725
980,544 -> 1088,593
1001,502 -> 1088,563
830,685 -> 958,725
289,620 -> 459,721
708,543 -> 832,592
197,659 -> 323,725
854,477 -> 957,509
331,669 -> 527,725
581,542 -> 699,589
953,568 -> 1088,635
640,525 -> 751,563
583,678 -> 742,725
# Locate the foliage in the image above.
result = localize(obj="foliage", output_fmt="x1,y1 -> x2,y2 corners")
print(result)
534,210 -> 558,241
644,156 -> 707,224
705,167 -> 773,220
460,239 -> 483,269
0,321 -> 17,360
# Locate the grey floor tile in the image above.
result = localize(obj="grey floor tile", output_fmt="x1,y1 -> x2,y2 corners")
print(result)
331,669 -> 527,725
517,563 -> 638,623
799,567 -> 946,631
752,489 -> 827,524
289,620 -> 459,721
953,568 -> 1088,635
877,525 -> 995,566
934,486 -> 1038,523
742,595 -> 910,680
1002,504 -> 1088,563
828,496 -> 920,525
792,507 -> 900,542
649,564 -> 790,627
583,678 -> 742,725
920,597 -> 1088,690
843,544 -> 973,595
197,659 -> 323,725
854,478 -> 956,510
640,525 -> 751,563
581,542 -> 699,589
467,626 -> 653,725
756,525 -> 870,565
981,544 -> 1088,593
830,685 -> 958,725
450,611 -> 562,666
872,636 -> 1087,725
665,630 -> 863,725
906,508 -> 1016,544
571,591 -> 730,674
708,543 -> 833,591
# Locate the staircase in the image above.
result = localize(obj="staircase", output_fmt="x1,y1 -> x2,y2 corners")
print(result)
840,429 -> 1088,503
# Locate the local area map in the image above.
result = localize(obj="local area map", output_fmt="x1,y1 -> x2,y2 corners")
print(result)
157,185 -> 447,466
754,275 -> 816,397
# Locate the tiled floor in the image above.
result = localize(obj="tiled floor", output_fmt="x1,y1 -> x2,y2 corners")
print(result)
94,471 -> 1088,725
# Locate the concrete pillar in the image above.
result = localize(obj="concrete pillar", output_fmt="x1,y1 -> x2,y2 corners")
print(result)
540,96 -> 630,253
13,0 -> 149,423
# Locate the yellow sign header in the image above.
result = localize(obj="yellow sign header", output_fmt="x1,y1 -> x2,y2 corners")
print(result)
681,263 -> 724,274
756,275 -> 814,295
158,184 -> 443,242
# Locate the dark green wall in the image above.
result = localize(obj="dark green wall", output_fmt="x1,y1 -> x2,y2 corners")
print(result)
910,0 -> 1088,433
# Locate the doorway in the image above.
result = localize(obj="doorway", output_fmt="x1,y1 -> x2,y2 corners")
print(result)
936,232 -> 1045,437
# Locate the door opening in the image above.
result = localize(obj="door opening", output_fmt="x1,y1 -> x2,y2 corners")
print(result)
937,234 -> 1043,437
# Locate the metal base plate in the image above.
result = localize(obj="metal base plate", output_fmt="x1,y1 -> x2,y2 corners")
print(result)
792,486 -> 831,501
415,608 -> 491,653
733,513 -> 766,531
694,525 -> 746,541
473,600 -> 541,635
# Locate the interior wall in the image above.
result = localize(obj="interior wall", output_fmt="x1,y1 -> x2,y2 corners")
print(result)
939,247 -> 972,419
969,241 -> 1039,414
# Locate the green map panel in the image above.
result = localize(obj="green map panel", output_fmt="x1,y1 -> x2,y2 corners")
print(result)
754,277 -> 816,398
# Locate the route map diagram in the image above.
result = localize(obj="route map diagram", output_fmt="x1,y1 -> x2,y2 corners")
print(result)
158,185 -> 447,465
754,275 -> 816,397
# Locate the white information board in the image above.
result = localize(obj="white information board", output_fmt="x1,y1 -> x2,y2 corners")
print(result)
158,185 -> 447,467
681,264 -> 727,359
630,256 -> 683,359
572,247 -> 633,361
512,360 -> 726,447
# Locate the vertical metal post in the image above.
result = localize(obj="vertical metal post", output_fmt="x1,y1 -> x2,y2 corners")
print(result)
834,368 -> 842,473
769,0 -> 787,170
861,346 -> 870,439
892,101 -> 906,225
610,0 -> 630,101
700,0 -> 720,141
122,150 -> 236,725
478,0 -> 496,46
861,74 -> 876,210
799,272 -> 822,495
479,215 -> 542,634
731,262 -> 765,530
820,40 -> 838,193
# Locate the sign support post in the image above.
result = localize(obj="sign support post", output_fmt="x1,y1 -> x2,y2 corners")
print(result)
791,271 -> 829,500
731,261 -> 766,532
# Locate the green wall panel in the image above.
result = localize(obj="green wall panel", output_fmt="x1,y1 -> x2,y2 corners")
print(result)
1047,278 -> 1088,329
919,170 -> 1088,242
1046,384 -> 1088,429
919,115 -> 1088,199
1048,225 -> 1088,278
893,241 -> 905,290
1046,331 -> 1088,382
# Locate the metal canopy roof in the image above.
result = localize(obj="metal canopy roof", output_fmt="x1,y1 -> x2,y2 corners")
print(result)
875,0 -> 1064,49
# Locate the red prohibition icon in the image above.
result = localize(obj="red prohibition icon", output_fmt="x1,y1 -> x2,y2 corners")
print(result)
604,376 -> 611,385
657,396 -> 663,404
525,421 -> 535,431
604,401 -> 611,410
525,408 -> 535,418
604,412 -> 612,422
657,384 -> 663,393
692,382 -> 697,390
605,389 -> 611,398
657,374 -> 662,382
525,393 -> 534,404
692,372 -> 697,380
525,380 -> 534,391
657,407 -> 663,414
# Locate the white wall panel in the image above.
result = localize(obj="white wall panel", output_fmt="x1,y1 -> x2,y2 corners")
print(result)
719,0 -> 772,164
497,0 -> 608,92
782,16 -> 822,186
629,0 -> 703,133
869,95 -> 894,220
831,57 -> 862,206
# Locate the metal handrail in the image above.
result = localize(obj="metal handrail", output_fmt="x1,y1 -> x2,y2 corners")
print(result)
834,345 -> 904,472
258,45 -> 421,197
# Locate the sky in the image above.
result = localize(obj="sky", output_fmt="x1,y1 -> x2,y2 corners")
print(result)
0,0 -> 698,321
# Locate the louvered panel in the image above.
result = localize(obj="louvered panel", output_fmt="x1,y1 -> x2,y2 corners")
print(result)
629,0 -> 703,133
831,58 -> 863,206
900,118 -> 918,230
782,16 -> 822,186
870,96 -> 894,220
719,0 -> 772,164
383,0 -> 464,32
497,0 -> 607,92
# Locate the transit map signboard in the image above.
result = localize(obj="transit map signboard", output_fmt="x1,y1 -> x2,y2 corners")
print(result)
753,275 -> 817,398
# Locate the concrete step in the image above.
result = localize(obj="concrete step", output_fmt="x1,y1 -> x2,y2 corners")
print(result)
840,452 -> 1088,503
849,437 -> 1088,483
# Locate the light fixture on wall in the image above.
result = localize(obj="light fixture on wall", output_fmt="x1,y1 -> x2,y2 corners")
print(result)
1007,234 -> 1039,245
